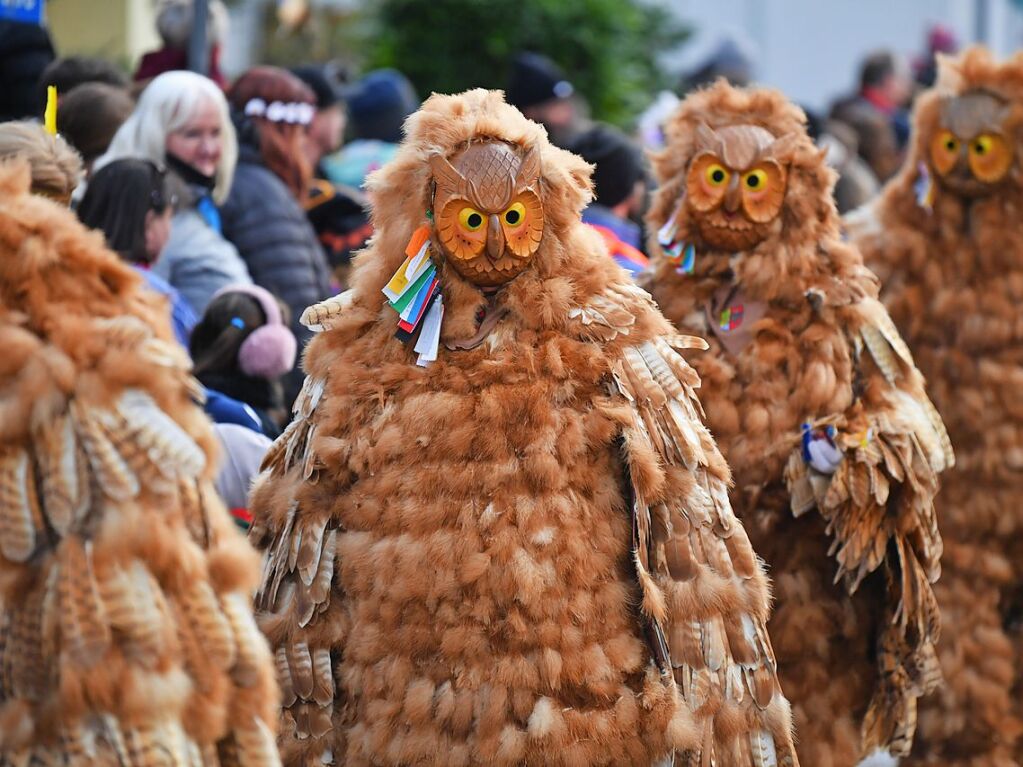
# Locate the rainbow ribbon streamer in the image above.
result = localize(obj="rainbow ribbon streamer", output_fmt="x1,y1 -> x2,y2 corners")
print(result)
658,204 -> 695,274
383,227 -> 444,365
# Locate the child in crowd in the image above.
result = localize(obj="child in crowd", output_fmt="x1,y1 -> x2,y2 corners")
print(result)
189,283 -> 296,438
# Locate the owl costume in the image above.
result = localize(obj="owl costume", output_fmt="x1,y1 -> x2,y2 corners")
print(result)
249,89 -> 798,766
848,47 -> 1023,765
0,163 -> 280,764
643,82 -> 953,767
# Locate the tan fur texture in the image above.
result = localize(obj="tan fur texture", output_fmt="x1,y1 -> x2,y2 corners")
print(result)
249,89 -> 797,766
645,82 -> 953,767
848,47 -> 1023,766
0,163 -> 280,765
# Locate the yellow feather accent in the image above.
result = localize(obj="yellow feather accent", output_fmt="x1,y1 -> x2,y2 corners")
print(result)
44,86 -> 57,135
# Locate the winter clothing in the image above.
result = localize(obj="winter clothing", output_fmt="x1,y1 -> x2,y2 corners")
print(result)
582,205 -> 648,276
154,206 -> 253,316
290,64 -> 343,109
212,422 -> 272,530
133,265 -> 197,346
506,51 -> 574,110
567,123 -> 644,209
134,44 -> 225,88
322,138 -> 398,189
203,387 -> 265,434
342,69 -> 418,143
151,162 -> 252,316
303,178 -> 372,273
200,371 -> 282,438
0,20 -> 54,121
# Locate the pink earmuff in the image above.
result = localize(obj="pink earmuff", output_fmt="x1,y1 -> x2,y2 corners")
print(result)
212,283 -> 297,378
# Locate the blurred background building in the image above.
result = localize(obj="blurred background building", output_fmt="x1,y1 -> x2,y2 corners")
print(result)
36,0 -> 1023,125
670,0 -> 1023,110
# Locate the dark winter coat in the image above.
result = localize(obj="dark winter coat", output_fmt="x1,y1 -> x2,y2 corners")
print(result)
220,140 -> 334,403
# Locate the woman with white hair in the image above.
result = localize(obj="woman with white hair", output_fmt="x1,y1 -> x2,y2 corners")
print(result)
98,69 -> 251,315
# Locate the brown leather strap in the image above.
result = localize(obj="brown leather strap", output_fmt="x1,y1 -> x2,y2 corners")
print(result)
444,297 -> 509,351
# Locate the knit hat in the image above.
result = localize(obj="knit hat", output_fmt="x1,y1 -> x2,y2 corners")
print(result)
343,69 -> 419,143
567,123 -> 643,209
507,52 -> 574,111
290,64 -> 343,110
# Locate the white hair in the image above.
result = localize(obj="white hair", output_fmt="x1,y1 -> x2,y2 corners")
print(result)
97,70 -> 236,203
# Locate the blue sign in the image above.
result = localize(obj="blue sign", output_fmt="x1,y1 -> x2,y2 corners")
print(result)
0,0 -> 44,25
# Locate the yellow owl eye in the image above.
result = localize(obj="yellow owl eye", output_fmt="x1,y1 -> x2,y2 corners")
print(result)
503,201 -> 526,227
968,132 -> 1013,183
705,163 -> 729,187
930,130 -> 961,176
743,169 -> 768,192
458,206 -> 485,232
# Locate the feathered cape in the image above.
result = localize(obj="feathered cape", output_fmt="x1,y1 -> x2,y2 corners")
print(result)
250,89 -> 797,767
0,162 -> 280,765
848,46 -> 1023,765
645,82 -> 952,767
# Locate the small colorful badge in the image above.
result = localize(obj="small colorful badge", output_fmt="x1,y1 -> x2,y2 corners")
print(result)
719,303 -> 744,331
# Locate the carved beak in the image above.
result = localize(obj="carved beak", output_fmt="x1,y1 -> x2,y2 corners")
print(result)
486,214 -> 505,262
952,144 -> 970,177
723,174 -> 742,214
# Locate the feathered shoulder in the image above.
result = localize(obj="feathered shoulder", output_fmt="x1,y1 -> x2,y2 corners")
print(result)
0,163 -> 279,765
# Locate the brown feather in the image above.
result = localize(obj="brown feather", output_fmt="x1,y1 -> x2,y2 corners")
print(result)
58,537 -> 111,667
181,580 -> 236,671
0,447 -> 42,562
34,413 -> 83,535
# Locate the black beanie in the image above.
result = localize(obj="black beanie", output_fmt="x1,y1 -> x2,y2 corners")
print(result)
343,69 -> 419,143
507,52 -> 574,110
567,124 -> 644,209
290,64 -> 342,110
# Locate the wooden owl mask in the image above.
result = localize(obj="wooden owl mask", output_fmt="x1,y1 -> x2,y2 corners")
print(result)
927,90 -> 1016,196
684,123 -> 797,252
429,141 -> 544,288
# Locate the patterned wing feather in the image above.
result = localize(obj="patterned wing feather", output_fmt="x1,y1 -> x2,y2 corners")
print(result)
780,295 -> 952,758
0,282 -> 280,764
580,284 -> 799,766
250,371 -> 341,752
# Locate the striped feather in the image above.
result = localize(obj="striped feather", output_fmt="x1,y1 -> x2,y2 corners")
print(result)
0,448 -> 42,562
